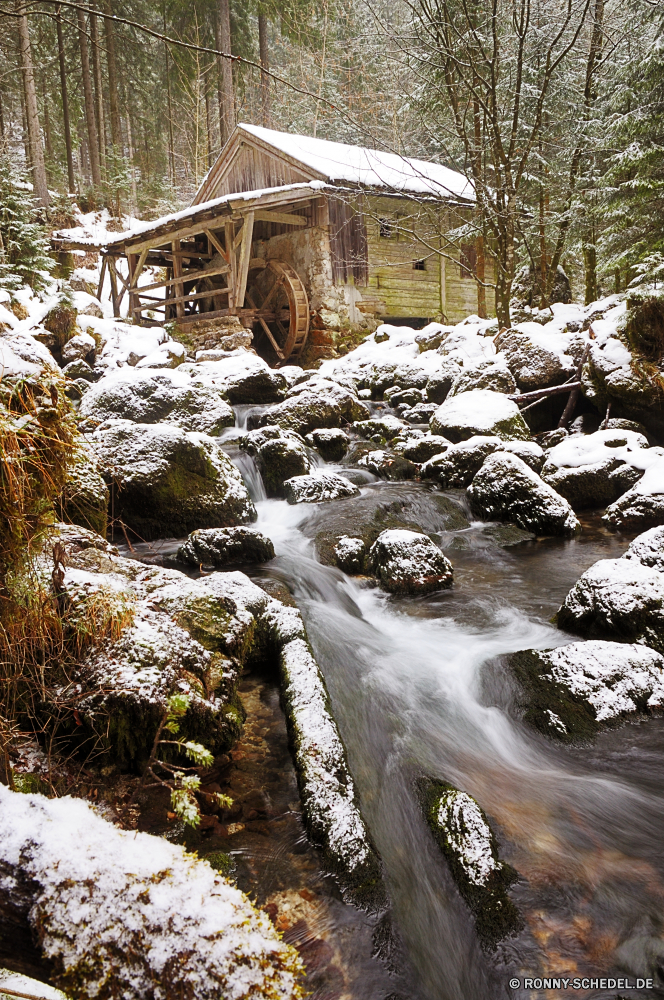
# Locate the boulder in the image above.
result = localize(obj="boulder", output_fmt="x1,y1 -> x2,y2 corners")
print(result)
622,525 -> 664,572
334,535 -> 366,574
495,329 -> 573,392
468,452 -> 580,536
240,425 -> 310,497
305,427 -> 349,462
401,402 -> 439,424
59,442 -> 109,535
603,457 -> 664,531
175,526 -> 275,567
354,414 -> 408,441
367,528 -> 453,594
425,359 -> 464,404
421,436 -> 543,488
384,386 -> 425,407
61,331 -> 96,365
357,450 -> 419,481
447,361 -> 517,398
80,369 -> 234,435
252,377 -> 368,436
510,641 -> 664,741
541,429 -> 653,510
557,557 -> 664,653
430,390 -> 530,443
91,420 -> 256,539
62,358 -> 102,382
135,341 -> 186,369
510,264 -> 572,307
283,472 -> 360,505
188,354 -> 287,404
420,779 -> 520,947
396,433 -> 452,463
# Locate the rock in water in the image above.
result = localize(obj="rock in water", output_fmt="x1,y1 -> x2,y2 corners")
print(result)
368,529 -> 453,593
357,450 -> 419,481
175,527 -> 275,567
305,427 -> 349,462
92,421 -> 256,539
396,434 -> 451,463
0,786 -> 303,998
80,369 -> 234,435
190,353 -> 287,404
430,389 -> 530,442
622,525 -> 664,572
283,472 -> 360,504
468,452 -> 580,536
603,457 -> 664,530
420,779 -> 520,948
241,425 -> 311,497
508,641 -> 664,741
556,557 -> 664,653
334,535 -> 366,574
540,429 -> 653,510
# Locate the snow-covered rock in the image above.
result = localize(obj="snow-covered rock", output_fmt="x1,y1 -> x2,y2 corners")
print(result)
367,529 -> 453,594
495,328 -> 574,391
334,536 -> 366,574
59,440 -> 109,536
357,449 -> 418,480
603,457 -> 664,530
135,340 -> 186,369
305,427 -> 349,462
430,390 -> 530,443
395,433 -> 451,463
354,414 -> 408,441
0,786 -> 303,999
425,359 -> 464,403
61,331 -> 96,365
468,452 -> 580,536
91,420 -> 256,539
240,425 -> 310,497
510,641 -> 664,741
186,353 -> 287,404
283,472 -> 360,504
447,360 -> 517,398
252,378 -> 368,436
557,557 -> 664,653
541,429 -> 659,510
62,358 -> 101,382
80,369 -> 235,435
174,527 -> 275,567
421,780 -> 520,947
622,525 -> 664,572
422,436 -> 544,489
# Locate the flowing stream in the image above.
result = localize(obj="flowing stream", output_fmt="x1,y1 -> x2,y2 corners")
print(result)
127,412 -> 664,1000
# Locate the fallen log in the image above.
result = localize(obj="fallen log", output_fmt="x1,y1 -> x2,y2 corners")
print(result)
508,381 -> 582,405
0,786 -> 303,999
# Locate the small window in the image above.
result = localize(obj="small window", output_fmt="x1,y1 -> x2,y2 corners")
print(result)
460,245 -> 477,279
379,217 -> 394,238
413,259 -> 426,271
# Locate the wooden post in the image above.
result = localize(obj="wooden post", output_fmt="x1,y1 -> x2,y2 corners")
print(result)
225,220 -> 236,309
127,253 -> 138,319
97,255 -> 107,301
236,211 -> 255,308
108,256 -> 120,316
172,240 -> 185,318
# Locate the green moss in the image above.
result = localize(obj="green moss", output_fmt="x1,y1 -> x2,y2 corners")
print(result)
12,772 -> 49,794
508,649 -> 601,742
420,778 -> 521,949
205,850 -> 235,877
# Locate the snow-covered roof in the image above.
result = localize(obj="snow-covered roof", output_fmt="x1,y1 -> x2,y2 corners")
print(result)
206,123 -> 474,202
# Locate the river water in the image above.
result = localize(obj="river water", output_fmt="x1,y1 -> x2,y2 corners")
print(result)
126,413 -> 664,1000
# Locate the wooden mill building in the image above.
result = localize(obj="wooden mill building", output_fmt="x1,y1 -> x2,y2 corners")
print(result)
79,125 -> 494,363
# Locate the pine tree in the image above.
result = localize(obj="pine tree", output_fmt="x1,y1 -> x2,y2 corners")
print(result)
0,159 -> 55,292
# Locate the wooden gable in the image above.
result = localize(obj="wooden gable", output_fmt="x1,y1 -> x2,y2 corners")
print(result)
193,130 -> 326,205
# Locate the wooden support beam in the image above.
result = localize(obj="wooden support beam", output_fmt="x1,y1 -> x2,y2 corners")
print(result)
225,220 -> 236,310
235,211 -> 255,309
245,290 -> 284,359
131,286 -> 231,312
253,210 -> 307,227
129,248 -> 149,288
96,255 -> 107,301
171,239 -> 184,319
204,228 -> 228,261
108,256 -> 120,316
133,263 -> 230,296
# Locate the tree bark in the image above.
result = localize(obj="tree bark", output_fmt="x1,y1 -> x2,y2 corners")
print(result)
258,12 -> 271,127
217,0 -> 234,145
472,90 -> 486,318
90,12 -> 106,173
56,7 -> 76,193
163,12 -> 175,186
16,3 -> 49,207
77,8 -> 102,189
104,1 -> 122,150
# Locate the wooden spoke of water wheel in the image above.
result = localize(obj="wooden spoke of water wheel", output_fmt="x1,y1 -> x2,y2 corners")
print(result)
245,260 -> 309,363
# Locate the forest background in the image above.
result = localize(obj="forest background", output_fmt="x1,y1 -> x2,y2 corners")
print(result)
1,0 -> 664,322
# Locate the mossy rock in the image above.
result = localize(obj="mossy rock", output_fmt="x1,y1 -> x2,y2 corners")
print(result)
507,649 -> 600,742
420,778 -> 521,948
58,444 -> 109,536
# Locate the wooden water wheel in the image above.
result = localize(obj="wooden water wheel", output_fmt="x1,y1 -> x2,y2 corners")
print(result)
245,260 -> 309,364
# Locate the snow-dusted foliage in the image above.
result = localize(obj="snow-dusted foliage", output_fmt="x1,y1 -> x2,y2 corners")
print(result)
0,787 -> 303,999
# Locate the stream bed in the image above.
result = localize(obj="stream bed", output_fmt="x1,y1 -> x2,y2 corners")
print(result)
122,432 -> 664,1000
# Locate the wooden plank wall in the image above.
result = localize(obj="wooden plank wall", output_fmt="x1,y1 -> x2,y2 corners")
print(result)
328,198 -> 368,285
207,142 -> 313,198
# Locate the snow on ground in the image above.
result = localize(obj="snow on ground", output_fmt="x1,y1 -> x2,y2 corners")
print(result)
546,429 -> 664,474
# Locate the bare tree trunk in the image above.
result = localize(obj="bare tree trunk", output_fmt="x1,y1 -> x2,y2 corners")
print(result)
217,0 -> 234,144
42,75 -> 53,162
77,8 -> 102,189
126,112 -> 137,211
17,3 -> 49,207
104,1 -> 122,149
90,12 -> 106,174
472,90 -> 486,319
258,12 -> 271,127
56,7 -> 76,192
163,12 -> 175,186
